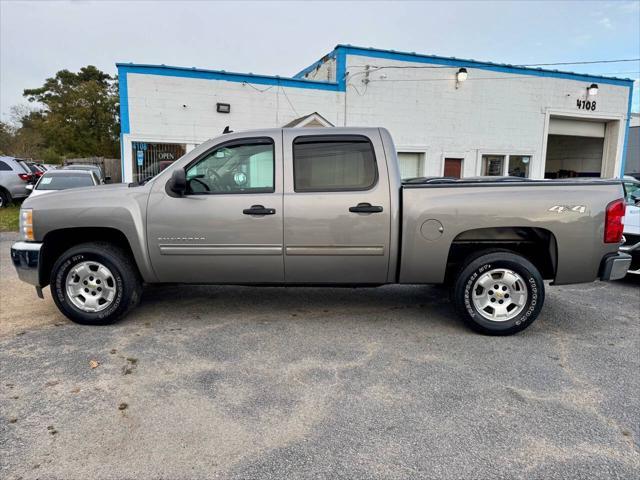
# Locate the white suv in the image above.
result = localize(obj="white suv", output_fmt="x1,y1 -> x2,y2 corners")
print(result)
0,157 -> 35,207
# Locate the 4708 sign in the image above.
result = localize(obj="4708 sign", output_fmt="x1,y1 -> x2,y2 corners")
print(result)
577,98 -> 597,111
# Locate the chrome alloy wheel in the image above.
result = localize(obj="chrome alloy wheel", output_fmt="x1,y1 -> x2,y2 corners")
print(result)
65,261 -> 117,313
471,268 -> 528,322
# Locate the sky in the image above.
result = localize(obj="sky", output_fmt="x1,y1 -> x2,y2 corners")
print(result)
1,0 -> 639,122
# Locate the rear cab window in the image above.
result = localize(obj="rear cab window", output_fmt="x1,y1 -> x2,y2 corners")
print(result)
292,135 -> 378,192
36,173 -> 95,190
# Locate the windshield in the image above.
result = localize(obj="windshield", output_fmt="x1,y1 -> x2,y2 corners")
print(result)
36,173 -> 95,190
624,181 -> 640,205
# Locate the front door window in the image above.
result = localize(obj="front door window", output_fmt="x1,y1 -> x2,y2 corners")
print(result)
186,140 -> 274,194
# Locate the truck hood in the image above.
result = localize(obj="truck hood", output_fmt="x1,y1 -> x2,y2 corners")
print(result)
22,183 -> 134,210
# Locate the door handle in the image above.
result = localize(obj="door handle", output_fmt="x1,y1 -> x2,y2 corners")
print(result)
349,202 -> 383,213
243,204 -> 276,215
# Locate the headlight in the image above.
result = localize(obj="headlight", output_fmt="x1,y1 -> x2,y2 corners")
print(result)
20,209 -> 34,241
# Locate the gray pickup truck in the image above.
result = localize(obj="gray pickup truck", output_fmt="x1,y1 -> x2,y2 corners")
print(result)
11,128 -> 631,335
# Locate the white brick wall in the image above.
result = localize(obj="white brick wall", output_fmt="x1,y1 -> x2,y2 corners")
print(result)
343,54 -> 629,179
121,52 -> 630,182
302,57 -> 336,83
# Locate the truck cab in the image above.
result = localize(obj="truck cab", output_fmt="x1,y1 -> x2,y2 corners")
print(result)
147,128 -> 396,285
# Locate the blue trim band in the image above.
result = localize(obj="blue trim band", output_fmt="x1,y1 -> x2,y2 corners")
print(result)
116,63 -> 340,92
118,67 -> 130,134
620,85 -> 634,177
119,133 -> 125,180
336,45 -> 634,87
336,47 -> 347,91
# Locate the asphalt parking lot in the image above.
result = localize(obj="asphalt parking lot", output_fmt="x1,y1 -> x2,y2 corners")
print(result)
1,231 -> 639,479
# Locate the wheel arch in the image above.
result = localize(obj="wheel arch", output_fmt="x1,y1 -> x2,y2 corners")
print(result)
39,227 -> 153,287
445,226 -> 557,283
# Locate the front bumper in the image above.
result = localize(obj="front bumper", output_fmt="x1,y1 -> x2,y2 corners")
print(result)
10,241 -> 43,286
620,235 -> 640,275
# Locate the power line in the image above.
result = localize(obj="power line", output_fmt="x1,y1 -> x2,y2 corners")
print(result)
349,59 -> 640,70
519,59 -> 640,66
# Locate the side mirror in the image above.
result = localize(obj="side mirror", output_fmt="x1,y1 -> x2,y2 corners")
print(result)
168,169 -> 187,196
26,184 -> 34,191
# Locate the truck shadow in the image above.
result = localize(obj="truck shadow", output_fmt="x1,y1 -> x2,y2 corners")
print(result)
136,283 -> 466,332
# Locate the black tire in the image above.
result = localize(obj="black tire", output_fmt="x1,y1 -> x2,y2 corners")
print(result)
50,242 -> 142,325
0,189 -> 10,208
452,251 -> 545,335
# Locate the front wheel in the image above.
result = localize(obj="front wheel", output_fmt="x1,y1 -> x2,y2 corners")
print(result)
452,251 -> 545,335
50,242 -> 142,325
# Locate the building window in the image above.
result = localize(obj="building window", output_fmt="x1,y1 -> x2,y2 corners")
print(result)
397,152 -> 425,179
481,155 -> 505,176
508,155 -> 531,178
443,158 -> 463,178
133,142 -> 186,182
481,154 -> 532,178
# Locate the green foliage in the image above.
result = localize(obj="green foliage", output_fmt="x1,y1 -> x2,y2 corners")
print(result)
0,205 -> 20,232
0,122 -> 13,155
2,66 -> 120,161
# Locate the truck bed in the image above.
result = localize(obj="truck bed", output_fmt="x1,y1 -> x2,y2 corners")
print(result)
399,178 -> 625,285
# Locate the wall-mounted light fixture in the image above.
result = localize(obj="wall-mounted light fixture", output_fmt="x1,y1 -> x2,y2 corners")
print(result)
456,68 -> 468,89
587,83 -> 599,96
217,102 -> 231,113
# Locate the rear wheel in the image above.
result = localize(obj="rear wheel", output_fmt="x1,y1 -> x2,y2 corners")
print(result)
0,189 -> 10,208
50,242 -> 142,325
452,251 -> 545,335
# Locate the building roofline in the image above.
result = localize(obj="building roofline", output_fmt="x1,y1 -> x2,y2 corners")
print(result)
332,44 -> 635,86
116,63 -> 340,91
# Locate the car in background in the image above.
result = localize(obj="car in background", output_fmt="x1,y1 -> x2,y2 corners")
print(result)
26,169 -> 99,198
62,164 -> 109,183
621,176 -> 640,275
0,156 -> 35,207
22,161 -> 47,179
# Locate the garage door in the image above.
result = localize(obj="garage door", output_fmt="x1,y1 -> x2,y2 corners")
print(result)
548,118 -> 605,138
397,152 -> 423,179
545,118 -> 605,178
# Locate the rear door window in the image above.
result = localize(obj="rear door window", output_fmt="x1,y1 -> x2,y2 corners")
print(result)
0,160 -> 11,171
292,136 -> 377,192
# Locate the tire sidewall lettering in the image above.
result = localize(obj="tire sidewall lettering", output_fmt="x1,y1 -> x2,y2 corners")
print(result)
464,261 -> 538,328
55,253 -> 124,319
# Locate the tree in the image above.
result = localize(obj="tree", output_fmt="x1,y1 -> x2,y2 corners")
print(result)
20,66 -> 120,161
0,122 -> 13,155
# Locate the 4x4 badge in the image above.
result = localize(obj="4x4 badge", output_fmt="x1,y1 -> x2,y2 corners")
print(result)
548,205 -> 587,214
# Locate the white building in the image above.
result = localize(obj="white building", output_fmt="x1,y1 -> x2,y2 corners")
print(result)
118,44 -> 634,183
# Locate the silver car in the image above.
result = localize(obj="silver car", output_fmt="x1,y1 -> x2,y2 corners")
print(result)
0,156 -> 34,207
62,164 -> 108,183
27,169 -> 99,198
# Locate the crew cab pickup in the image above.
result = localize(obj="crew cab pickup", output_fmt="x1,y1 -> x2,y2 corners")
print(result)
11,128 -> 631,335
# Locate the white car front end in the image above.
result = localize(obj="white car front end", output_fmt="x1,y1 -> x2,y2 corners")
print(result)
621,178 -> 640,275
